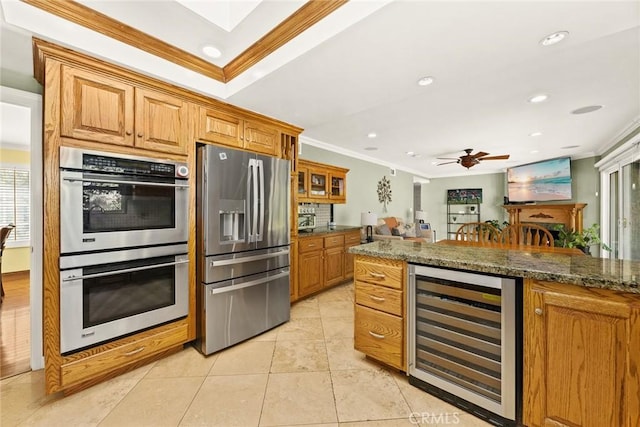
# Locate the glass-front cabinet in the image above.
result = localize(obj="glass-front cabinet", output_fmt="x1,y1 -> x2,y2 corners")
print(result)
329,173 -> 346,202
297,159 -> 349,204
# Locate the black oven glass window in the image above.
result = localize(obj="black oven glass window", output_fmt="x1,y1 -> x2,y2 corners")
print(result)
82,257 -> 176,327
82,180 -> 176,232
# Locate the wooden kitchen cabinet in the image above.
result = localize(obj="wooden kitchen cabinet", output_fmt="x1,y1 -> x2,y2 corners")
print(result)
324,234 -> 345,287
354,255 -> 406,371
524,279 -> 640,427
297,159 -> 349,204
298,237 -> 324,297
344,230 -> 361,279
61,65 -> 188,155
198,107 -> 280,157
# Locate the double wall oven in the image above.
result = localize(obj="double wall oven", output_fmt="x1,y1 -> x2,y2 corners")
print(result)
58,147 -> 190,353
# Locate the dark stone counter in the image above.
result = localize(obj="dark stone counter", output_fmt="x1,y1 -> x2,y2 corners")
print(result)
348,239 -> 640,294
297,225 -> 361,238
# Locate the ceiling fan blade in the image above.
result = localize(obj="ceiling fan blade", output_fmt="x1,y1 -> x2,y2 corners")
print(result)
436,157 -> 460,160
471,151 -> 490,158
479,155 -> 510,160
437,161 -> 459,165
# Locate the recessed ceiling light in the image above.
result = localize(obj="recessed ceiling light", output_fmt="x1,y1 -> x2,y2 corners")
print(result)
367,132 -> 377,138
540,31 -> 569,46
561,145 -> 580,149
530,150 -> 539,154
417,76 -> 435,86
406,151 -> 415,156
529,132 -> 542,137
364,146 -> 378,151
202,45 -> 222,59
528,94 -> 549,103
571,105 -> 603,115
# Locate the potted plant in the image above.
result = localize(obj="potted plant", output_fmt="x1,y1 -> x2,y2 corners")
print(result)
553,223 -> 611,255
484,219 -> 509,232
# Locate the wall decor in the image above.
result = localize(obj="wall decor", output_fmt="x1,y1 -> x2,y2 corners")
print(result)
377,175 -> 392,212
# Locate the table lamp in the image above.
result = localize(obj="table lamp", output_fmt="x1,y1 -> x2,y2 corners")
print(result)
361,212 -> 378,243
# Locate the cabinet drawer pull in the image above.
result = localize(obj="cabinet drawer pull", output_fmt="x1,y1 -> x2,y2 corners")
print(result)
368,331 -> 385,339
308,243 -> 316,247
369,272 -> 386,279
369,295 -> 385,302
123,347 -> 145,356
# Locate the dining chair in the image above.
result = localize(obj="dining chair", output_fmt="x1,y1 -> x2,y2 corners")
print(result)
500,223 -> 554,247
455,222 -> 500,244
1,224 -> 16,304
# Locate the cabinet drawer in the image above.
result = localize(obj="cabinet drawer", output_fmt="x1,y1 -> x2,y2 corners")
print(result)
61,323 -> 188,387
324,234 -> 345,248
354,305 -> 403,370
299,237 -> 324,253
355,259 -> 404,289
355,281 -> 403,316
344,231 -> 361,245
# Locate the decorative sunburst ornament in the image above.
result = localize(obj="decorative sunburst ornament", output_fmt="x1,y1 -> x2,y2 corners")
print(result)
377,176 -> 392,212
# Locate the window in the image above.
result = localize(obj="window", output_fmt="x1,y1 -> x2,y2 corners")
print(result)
0,165 -> 30,245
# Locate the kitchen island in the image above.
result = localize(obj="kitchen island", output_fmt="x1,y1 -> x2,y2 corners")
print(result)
349,240 -> 640,427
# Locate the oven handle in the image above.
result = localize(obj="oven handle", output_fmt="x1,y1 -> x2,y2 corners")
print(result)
62,177 -> 189,188
62,259 -> 189,282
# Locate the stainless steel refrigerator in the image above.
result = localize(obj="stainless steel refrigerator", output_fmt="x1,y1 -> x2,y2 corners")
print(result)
196,144 -> 291,355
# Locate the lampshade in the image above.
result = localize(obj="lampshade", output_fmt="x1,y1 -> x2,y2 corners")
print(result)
361,212 -> 378,226
415,211 -> 427,221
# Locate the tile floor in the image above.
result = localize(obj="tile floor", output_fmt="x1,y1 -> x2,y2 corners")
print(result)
0,282 -> 491,427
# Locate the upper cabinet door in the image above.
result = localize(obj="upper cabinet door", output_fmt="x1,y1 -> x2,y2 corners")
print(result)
61,65 -> 135,146
198,107 -> 244,148
244,121 -> 280,157
135,88 -> 188,155
329,172 -> 346,203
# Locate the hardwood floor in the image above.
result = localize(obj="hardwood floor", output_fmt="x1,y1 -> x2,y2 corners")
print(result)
0,271 -> 30,380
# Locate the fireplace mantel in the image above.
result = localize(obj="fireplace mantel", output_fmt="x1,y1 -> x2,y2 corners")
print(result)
503,203 -> 586,232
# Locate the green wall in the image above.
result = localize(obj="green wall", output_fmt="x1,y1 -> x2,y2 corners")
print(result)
0,69 -> 42,95
300,144 -> 415,226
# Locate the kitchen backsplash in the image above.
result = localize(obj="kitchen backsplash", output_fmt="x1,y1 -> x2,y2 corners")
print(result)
299,203 -> 331,227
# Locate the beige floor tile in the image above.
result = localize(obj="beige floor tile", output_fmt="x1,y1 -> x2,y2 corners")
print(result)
146,345 -> 216,378
391,372 -> 460,415
116,360 -> 158,380
180,373 -> 268,426
249,326 -> 279,341
20,377 -> 138,426
316,284 -> 353,303
447,413 -> 494,427
339,419 -> 415,426
331,369 -> 411,422
209,340 -> 275,375
321,316 -> 354,340
259,372 -> 337,426
98,377 -> 204,427
290,296 -> 320,319
0,370 -> 58,427
270,339 -> 329,373
276,317 -> 324,341
325,338 -> 383,372
319,300 -> 354,318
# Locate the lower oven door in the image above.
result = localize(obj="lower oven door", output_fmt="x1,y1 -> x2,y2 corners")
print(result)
60,247 -> 189,353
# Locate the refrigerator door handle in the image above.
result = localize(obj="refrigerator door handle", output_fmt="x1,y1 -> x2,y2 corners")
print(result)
209,248 -> 290,267
208,269 -> 290,295
248,158 -> 259,242
257,159 -> 265,242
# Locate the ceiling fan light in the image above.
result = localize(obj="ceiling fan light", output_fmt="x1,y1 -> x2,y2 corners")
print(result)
202,45 -> 222,58
417,76 -> 435,86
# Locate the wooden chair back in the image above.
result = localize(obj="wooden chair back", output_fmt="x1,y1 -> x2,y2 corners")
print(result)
1,224 -> 15,255
455,222 -> 500,244
500,223 -> 554,247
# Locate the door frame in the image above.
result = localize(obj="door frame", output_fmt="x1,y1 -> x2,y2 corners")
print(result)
0,86 -> 44,370
596,129 -> 640,259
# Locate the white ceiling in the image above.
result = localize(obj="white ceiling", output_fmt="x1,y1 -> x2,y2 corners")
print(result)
1,0 -> 639,178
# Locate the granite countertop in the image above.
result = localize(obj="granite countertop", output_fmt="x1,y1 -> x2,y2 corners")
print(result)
348,239 -> 640,294
297,225 -> 362,238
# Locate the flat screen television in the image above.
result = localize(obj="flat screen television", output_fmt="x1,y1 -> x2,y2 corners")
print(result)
507,157 -> 572,202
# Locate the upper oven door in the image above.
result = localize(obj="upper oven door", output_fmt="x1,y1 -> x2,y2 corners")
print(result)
60,169 -> 189,254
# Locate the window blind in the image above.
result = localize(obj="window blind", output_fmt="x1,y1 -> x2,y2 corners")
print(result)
0,166 -> 30,242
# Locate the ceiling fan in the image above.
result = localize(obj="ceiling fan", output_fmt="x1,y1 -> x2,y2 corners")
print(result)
437,148 -> 510,169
